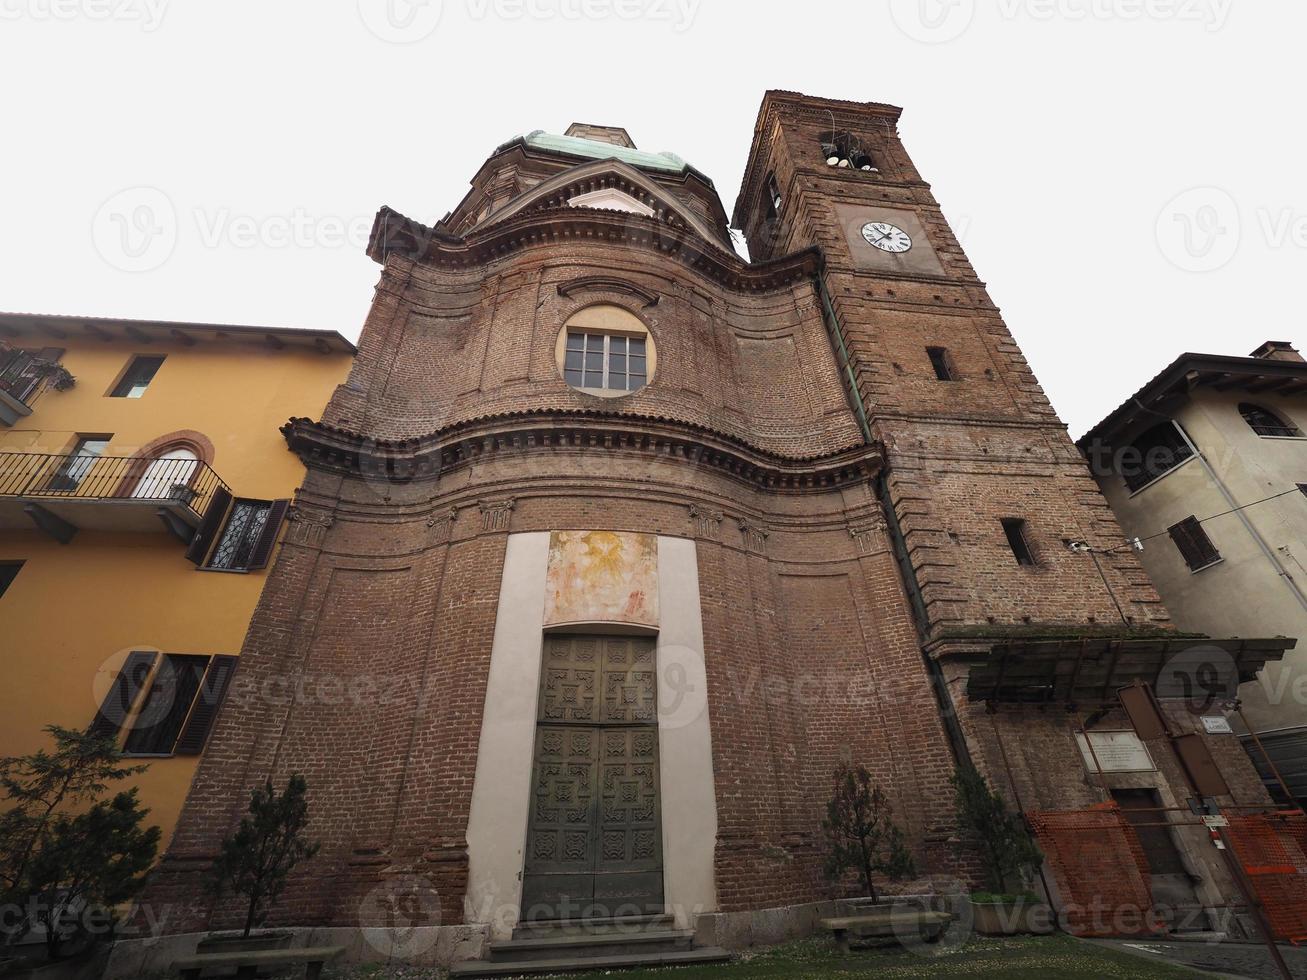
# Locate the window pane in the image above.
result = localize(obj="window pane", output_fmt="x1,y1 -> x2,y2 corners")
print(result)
110,355 -> 166,398
629,338 -> 645,356
585,334 -> 605,354
564,350 -> 582,371
609,352 -> 626,376
564,368 -> 584,387
627,373 -> 646,391
583,370 -> 603,388
566,332 -> 584,352
629,355 -> 646,375
0,562 -> 22,598
585,350 -> 603,371
208,500 -> 272,570
76,439 -> 110,457
610,336 -> 627,355
123,655 -> 208,755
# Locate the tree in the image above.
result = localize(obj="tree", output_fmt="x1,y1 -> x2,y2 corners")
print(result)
0,726 -> 160,958
951,763 -> 1042,896
821,764 -> 916,902
211,775 -> 321,938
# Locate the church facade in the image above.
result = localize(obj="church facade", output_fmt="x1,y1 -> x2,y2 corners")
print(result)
136,92 -> 1298,960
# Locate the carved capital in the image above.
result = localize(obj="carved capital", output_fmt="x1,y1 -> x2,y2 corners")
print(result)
847,516 -> 887,555
426,507 -> 459,544
688,504 -> 723,540
737,519 -> 769,554
478,497 -> 515,532
285,505 -> 333,547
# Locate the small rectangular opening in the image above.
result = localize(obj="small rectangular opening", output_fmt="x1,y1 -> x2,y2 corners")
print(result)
0,561 -> 24,599
109,355 -> 166,398
927,346 -> 953,381
1001,518 -> 1036,566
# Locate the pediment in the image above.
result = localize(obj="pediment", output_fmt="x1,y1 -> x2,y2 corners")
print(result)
471,158 -> 730,251
566,187 -> 654,216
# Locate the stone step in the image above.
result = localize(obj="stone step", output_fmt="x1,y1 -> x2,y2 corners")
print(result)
488,928 -> 695,962
449,945 -> 732,978
511,913 -> 674,940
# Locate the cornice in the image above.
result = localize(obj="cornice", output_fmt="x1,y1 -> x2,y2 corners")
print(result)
281,412 -> 883,494
367,205 -> 824,293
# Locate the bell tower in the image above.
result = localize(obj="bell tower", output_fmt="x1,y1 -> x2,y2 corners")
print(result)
735,91 -> 1167,637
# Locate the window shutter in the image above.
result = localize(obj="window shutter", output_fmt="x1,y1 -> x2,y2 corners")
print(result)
246,499 -> 289,570
1169,517 -> 1219,570
185,486 -> 232,565
88,651 -> 157,739
174,655 -> 238,755
1168,520 -> 1199,568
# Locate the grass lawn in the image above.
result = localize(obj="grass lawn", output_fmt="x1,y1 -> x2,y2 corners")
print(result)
334,934 -> 1202,980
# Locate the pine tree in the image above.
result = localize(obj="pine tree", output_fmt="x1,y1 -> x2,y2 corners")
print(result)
0,726 -> 159,957
951,763 -> 1042,896
821,764 -> 916,902
211,774 -> 321,937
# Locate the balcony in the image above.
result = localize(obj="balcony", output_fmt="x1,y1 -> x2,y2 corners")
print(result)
0,345 -> 73,426
0,453 -> 228,544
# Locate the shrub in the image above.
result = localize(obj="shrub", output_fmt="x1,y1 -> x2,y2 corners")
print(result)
821,763 -> 916,902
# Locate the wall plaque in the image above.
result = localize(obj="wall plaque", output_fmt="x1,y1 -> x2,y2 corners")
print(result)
1076,731 -> 1156,773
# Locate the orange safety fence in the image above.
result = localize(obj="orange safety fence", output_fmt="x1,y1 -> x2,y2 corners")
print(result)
1225,811 -> 1307,943
1027,803 -> 1165,938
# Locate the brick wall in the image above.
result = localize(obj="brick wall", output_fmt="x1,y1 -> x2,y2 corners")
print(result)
140,199 -> 967,930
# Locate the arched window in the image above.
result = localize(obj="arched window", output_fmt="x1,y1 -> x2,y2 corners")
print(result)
1239,403 -> 1301,438
1121,422 -> 1194,492
556,305 -> 656,398
132,448 -> 199,499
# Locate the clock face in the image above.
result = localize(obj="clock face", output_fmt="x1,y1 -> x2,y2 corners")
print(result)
861,221 -> 913,253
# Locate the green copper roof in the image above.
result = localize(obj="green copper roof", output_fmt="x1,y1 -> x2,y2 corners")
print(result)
521,130 -> 691,176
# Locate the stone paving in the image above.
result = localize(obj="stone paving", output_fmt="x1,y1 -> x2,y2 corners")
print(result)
1095,938 -> 1307,980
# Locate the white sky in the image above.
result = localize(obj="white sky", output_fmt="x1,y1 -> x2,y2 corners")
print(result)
2,0 -> 1303,437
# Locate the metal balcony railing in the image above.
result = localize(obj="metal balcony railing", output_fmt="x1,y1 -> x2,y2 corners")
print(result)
0,347 -> 62,406
1249,422 -> 1303,438
0,452 -> 229,519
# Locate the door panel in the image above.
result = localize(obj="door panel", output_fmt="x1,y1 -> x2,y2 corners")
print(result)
522,635 -> 663,920
521,727 -> 597,920
1112,787 -> 1202,924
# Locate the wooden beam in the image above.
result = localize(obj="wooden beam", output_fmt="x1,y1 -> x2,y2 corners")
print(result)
169,328 -> 196,347
82,322 -> 113,342
314,337 -> 332,354
1247,377 -> 1294,394
39,323 -> 68,340
124,325 -> 152,343
1211,374 -> 1252,391
264,333 -> 285,350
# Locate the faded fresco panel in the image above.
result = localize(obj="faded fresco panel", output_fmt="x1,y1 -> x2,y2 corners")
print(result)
544,530 -> 659,627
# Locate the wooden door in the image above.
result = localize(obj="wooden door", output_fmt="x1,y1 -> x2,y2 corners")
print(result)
521,635 -> 663,921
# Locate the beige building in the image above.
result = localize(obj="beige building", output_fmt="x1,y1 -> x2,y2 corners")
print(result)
1079,340 -> 1307,806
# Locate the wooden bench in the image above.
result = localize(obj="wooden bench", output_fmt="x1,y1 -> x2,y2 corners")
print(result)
173,944 -> 345,979
820,910 -> 951,951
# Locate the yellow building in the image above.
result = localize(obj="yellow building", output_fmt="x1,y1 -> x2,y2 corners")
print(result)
0,311 -> 353,847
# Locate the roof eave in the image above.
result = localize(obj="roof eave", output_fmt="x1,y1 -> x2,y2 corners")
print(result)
1079,352 -> 1307,448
